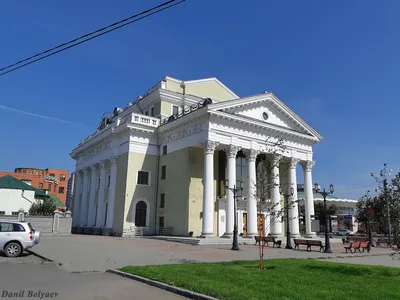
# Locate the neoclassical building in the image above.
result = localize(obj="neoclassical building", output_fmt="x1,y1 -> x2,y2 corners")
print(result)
70,76 -> 323,238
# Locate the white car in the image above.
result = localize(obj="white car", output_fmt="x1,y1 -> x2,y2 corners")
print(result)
0,220 -> 40,257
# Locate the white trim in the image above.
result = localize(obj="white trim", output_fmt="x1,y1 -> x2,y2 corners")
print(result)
136,169 -> 151,187
132,197 -> 151,227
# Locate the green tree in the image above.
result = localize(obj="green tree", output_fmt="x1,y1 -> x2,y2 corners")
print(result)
29,195 -> 63,215
314,202 -> 338,232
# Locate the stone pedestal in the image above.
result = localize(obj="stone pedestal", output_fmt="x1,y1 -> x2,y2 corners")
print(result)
102,227 -> 113,236
83,227 -> 93,235
92,227 -> 102,235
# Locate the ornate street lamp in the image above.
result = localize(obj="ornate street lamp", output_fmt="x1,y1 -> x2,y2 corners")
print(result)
225,180 -> 244,251
279,185 -> 295,249
314,183 -> 334,253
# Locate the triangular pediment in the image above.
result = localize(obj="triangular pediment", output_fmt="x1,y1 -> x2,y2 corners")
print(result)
208,93 -> 323,141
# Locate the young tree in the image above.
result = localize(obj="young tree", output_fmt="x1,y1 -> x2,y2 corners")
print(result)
254,138 -> 298,269
314,202 -> 338,232
357,163 -> 400,249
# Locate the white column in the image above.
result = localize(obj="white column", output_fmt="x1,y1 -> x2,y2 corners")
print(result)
87,164 -> 97,227
201,140 -> 218,237
79,167 -> 90,226
288,158 -> 300,237
223,145 -> 240,237
95,160 -> 107,227
72,171 -> 82,227
270,155 -> 282,237
246,149 -> 258,237
302,160 -> 316,237
105,156 -> 118,229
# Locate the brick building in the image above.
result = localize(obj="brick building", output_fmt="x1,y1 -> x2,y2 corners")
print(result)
0,167 -> 69,204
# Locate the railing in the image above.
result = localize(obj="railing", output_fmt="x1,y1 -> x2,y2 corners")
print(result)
126,226 -> 151,237
128,113 -> 160,127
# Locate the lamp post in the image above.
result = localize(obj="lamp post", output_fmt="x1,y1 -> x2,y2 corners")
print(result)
225,180 -> 243,251
280,185 -> 295,249
313,183 -> 334,254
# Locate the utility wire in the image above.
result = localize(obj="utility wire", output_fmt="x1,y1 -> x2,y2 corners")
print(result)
0,0 -> 186,77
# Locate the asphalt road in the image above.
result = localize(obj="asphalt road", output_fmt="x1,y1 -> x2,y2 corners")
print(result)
0,253 -> 186,300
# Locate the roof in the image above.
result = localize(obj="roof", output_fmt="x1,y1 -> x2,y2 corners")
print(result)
297,191 -> 357,203
0,175 -> 50,198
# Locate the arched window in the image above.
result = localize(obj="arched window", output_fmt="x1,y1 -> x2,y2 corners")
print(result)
135,201 -> 147,227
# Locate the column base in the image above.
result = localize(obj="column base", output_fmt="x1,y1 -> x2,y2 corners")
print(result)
221,233 -> 233,238
305,232 -> 317,238
244,232 -> 258,238
102,227 -> 113,236
199,232 -> 214,238
92,227 -> 102,235
83,226 -> 93,235
270,234 -> 283,239
290,233 -> 302,238
76,227 -> 84,234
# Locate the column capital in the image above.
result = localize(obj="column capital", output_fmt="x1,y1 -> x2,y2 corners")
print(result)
90,164 -> 97,173
289,157 -> 300,169
100,160 -> 108,170
224,144 -> 241,158
110,156 -> 118,166
244,149 -> 259,162
201,140 -> 219,154
270,154 -> 282,166
83,167 -> 90,176
301,160 -> 315,171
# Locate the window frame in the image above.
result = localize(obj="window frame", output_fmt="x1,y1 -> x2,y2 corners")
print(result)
161,165 -> 166,180
150,106 -> 155,117
160,193 -> 165,208
136,170 -> 151,186
172,105 -> 179,116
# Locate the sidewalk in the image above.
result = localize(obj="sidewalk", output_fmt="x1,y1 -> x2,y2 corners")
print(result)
32,235 -> 395,272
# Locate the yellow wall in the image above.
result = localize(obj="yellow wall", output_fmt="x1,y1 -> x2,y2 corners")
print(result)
165,78 -> 237,102
158,148 -> 190,236
188,147 -> 219,237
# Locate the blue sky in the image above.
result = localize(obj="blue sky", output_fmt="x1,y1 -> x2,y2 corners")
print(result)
1,0 -> 399,199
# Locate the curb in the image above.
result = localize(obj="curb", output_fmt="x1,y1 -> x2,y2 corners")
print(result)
106,269 -> 218,300
27,250 -> 53,262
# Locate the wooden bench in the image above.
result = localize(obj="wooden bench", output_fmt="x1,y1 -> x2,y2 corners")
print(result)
254,236 -> 281,248
306,240 -> 324,252
344,242 -> 361,253
359,241 -> 370,253
294,239 -> 308,250
294,239 -> 324,252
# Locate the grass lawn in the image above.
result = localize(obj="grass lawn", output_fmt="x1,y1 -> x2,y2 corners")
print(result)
119,259 -> 400,300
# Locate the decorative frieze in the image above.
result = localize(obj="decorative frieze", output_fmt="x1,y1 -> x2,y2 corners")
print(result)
164,124 -> 203,144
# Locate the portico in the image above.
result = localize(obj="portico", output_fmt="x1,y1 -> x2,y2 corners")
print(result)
70,76 -> 322,238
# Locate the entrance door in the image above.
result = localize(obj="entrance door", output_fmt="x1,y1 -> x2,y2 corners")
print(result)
243,213 -> 247,236
158,217 -> 164,235
257,214 -> 265,236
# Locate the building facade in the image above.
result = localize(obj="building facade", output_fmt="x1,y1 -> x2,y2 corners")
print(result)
70,76 -> 323,238
0,168 -> 69,203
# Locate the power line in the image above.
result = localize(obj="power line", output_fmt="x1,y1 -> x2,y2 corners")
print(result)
0,0 -> 186,77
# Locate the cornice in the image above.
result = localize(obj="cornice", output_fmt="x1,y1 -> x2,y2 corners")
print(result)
209,110 -> 318,142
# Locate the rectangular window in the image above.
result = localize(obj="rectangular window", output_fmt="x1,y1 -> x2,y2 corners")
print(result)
162,145 -> 167,155
172,105 -> 179,115
60,174 -> 66,181
39,183 -> 43,189
161,166 -> 166,180
160,193 -> 165,208
58,187 -> 65,194
97,177 -> 100,190
144,110 -> 148,115
107,175 -> 111,188
23,170 -> 27,174
0,211 -> 5,215
150,107 -> 154,117
29,170 -> 33,174
137,171 -> 150,186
